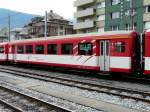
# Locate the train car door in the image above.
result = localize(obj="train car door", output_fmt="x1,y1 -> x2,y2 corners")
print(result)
12,45 -> 17,62
100,40 -> 110,71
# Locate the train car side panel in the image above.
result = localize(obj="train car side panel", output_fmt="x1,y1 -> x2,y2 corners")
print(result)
0,43 -> 9,62
144,31 -> 150,75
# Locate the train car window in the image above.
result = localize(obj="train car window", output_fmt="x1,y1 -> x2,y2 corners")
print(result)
0,47 -> 4,53
78,43 -> 93,55
61,43 -> 73,54
114,42 -> 125,53
101,42 -> 103,55
106,42 -> 109,56
26,45 -> 33,54
47,44 -> 57,54
36,45 -> 44,54
17,46 -> 24,54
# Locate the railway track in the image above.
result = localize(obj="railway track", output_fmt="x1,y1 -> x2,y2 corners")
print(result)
0,85 -> 71,112
11,65 -> 150,85
0,99 -> 22,112
0,65 -> 150,104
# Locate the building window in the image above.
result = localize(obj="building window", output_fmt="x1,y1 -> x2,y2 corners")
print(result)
111,25 -> 119,31
59,32 -> 64,35
36,45 -> 44,54
26,45 -> 33,54
32,28 -> 36,33
98,27 -> 104,32
97,2 -> 105,8
85,18 -> 91,22
145,6 -> 150,13
47,44 -> 57,54
125,24 -> 130,30
125,10 -> 130,17
17,46 -> 24,54
144,21 -> 150,30
78,43 -> 93,55
125,9 -> 136,17
133,23 -> 137,30
60,26 -> 64,30
132,9 -> 136,16
97,15 -> 105,21
114,42 -> 125,53
61,43 -> 73,55
54,28 -> 57,33
111,12 -> 120,19
111,0 -> 120,5
0,47 -> 4,53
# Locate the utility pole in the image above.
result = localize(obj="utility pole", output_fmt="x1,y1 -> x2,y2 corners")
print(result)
8,15 -> 10,41
120,0 -> 123,30
44,11 -> 47,37
130,0 -> 134,30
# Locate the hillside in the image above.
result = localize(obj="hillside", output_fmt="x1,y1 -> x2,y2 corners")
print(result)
0,8 -> 38,28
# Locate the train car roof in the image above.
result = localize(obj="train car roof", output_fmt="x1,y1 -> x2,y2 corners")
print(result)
10,30 -> 136,44
0,42 -> 9,45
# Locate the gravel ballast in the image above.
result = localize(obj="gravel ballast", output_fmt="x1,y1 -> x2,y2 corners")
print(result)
0,72 -> 149,112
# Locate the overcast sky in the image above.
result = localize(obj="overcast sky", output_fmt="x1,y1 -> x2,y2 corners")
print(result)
0,0 -> 76,19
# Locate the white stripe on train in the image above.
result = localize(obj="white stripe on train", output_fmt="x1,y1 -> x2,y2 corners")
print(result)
8,54 -> 131,69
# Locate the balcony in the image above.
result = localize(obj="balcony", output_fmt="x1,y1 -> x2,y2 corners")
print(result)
97,0 -> 105,3
143,13 -> 150,22
144,0 -> 150,6
96,20 -> 105,28
74,8 -> 94,18
74,0 -> 95,7
96,8 -> 105,15
74,20 -> 94,30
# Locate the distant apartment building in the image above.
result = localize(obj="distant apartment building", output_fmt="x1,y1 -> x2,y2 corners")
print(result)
10,28 -> 28,41
143,0 -> 150,31
105,0 -> 143,32
74,0 -> 105,33
0,28 -> 8,42
74,0 -> 150,33
25,10 -> 74,38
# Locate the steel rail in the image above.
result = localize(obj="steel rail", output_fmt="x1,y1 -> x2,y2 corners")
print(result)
0,86 -> 71,112
0,99 -> 23,112
0,66 -> 150,104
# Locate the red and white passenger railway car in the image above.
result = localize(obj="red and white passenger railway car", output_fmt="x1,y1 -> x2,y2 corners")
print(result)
2,30 -> 150,76
7,31 -> 140,74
